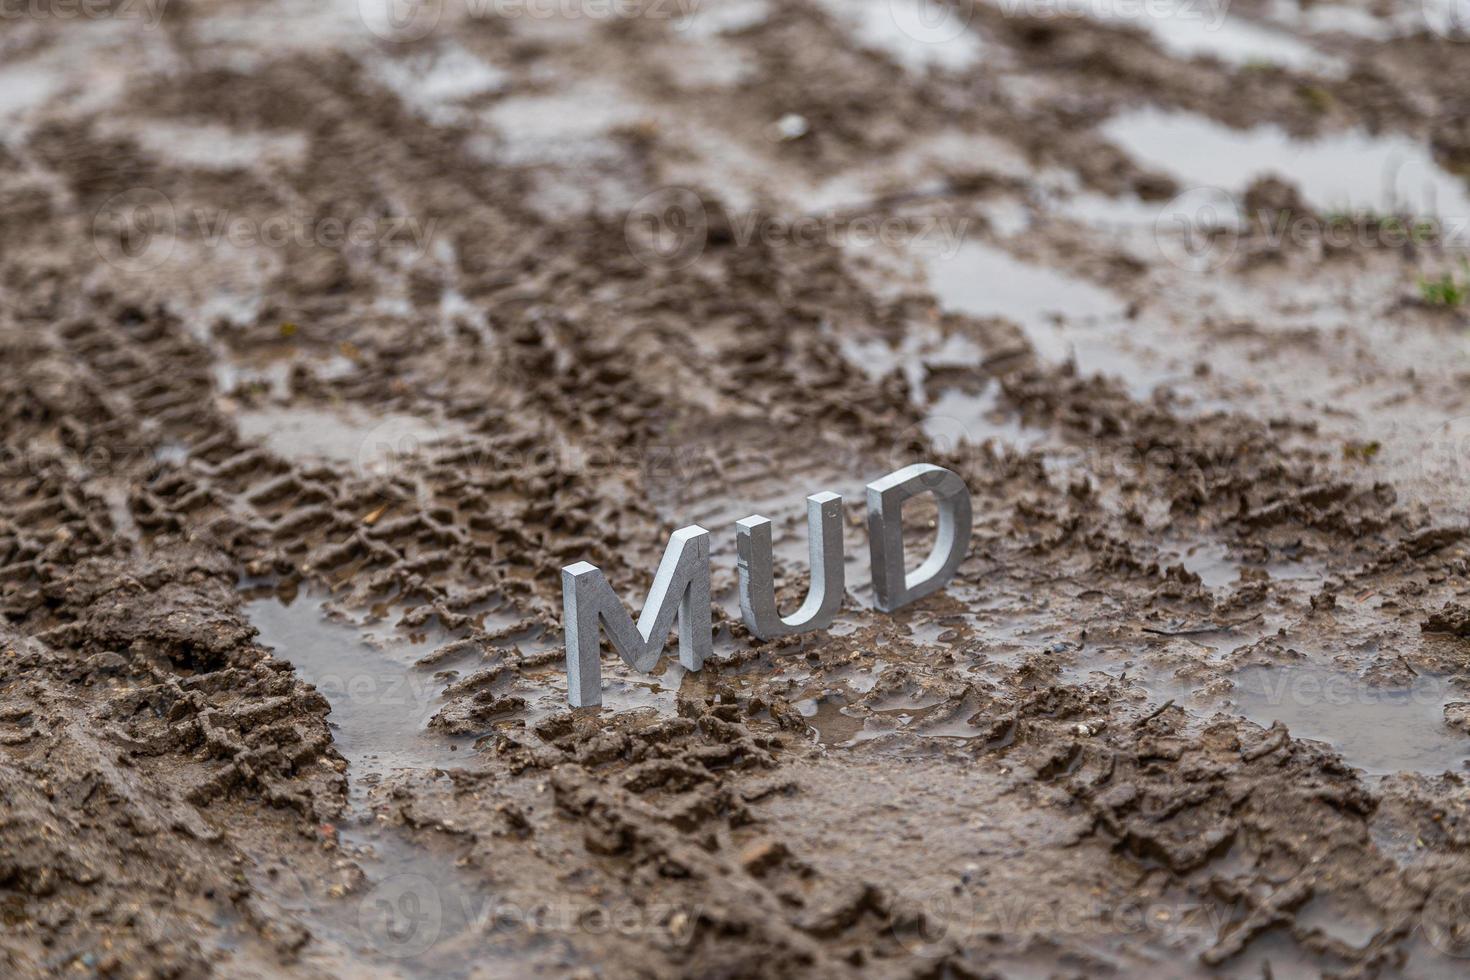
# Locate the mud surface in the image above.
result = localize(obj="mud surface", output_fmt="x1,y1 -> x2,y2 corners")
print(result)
6,1 -> 1470,976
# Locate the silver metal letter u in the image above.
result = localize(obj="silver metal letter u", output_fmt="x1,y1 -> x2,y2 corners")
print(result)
561,525 -> 711,708
736,492 -> 845,640
866,464 -> 972,613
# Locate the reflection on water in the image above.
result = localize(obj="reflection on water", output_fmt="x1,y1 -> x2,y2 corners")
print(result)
235,405 -> 446,472
1102,109 -> 1470,223
1060,0 -> 1346,75
246,594 -> 472,784
1230,666 -> 1468,775
922,240 -> 1177,398
244,592 -> 515,976
815,0 -> 986,73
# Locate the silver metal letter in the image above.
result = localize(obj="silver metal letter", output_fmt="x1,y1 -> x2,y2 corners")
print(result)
736,491 -> 845,640
561,525 -> 711,708
866,464 -> 973,613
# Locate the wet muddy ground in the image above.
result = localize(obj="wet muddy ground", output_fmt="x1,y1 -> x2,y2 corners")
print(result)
6,0 -> 1470,976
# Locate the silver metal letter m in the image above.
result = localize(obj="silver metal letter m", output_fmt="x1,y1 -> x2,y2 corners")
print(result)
560,525 -> 711,708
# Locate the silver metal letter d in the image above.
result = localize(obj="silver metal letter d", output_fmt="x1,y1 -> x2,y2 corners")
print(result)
866,464 -> 972,613
561,525 -> 711,708
736,492 -> 844,640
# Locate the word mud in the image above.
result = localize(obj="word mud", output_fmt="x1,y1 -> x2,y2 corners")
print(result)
560,463 -> 973,707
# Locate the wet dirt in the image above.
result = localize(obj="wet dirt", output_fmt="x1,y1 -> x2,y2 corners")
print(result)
5,0 -> 1470,977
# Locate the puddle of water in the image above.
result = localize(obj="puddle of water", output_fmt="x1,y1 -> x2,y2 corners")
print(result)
1229,666 -> 1468,775
1059,0 -> 1346,75
836,319 -> 1043,448
1218,927 -> 1330,980
1263,0 -> 1387,37
235,405 -> 446,471
674,0 -> 769,37
834,321 -> 981,398
1266,0 -> 1461,40
375,43 -> 508,124
214,351 -> 360,398
1050,189 -> 1178,232
830,661 -> 889,695
484,82 -> 649,153
155,442 -> 190,465
815,0 -> 986,73
215,360 -> 293,400
1295,894 -> 1379,950
925,385 -> 1048,452
246,594 -> 471,782
797,694 -> 874,747
661,34 -> 755,89
244,592 -> 533,976
921,240 -> 1178,397
1167,540 -> 1238,589
1264,555 -> 1326,589
1102,109 -> 1470,222
1159,540 -> 1322,593
598,658 -> 686,714
476,81 -> 650,216
834,315 -> 1052,452
810,131 -> 1033,217
0,60 -> 64,121
115,120 -> 308,171
923,240 -> 1125,357
0,23 -> 181,136
837,333 -> 909,383
802,692 -> 992,747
